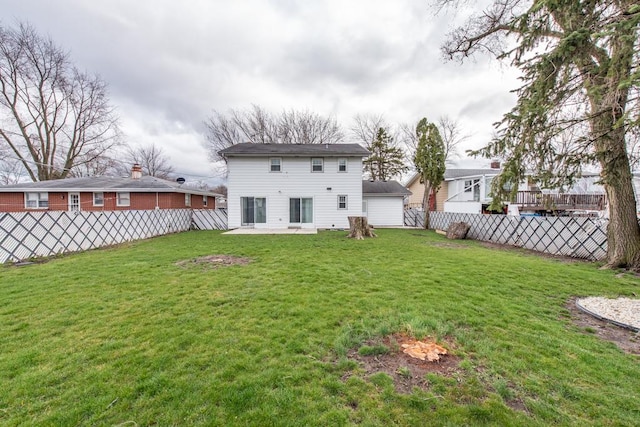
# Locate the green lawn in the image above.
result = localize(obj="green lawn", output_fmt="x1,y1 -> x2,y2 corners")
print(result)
1,229 -> 638,426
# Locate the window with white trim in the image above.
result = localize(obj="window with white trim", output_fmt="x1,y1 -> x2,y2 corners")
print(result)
270,158 -> 282,172
311,158 -> 323,172
25,192 -> 48,209
116,192 -> 130,207
464,180 -> 473,192
337,158 -> 348,172
203,195 -> 208,207
337,195 -> 347,209
185,193 -> 191,207
93,192 -> 104,207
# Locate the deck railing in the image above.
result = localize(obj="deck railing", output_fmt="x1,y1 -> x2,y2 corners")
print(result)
515,191 -> 607,211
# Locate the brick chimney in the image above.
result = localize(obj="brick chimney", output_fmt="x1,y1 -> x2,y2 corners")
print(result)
490,160 -> 501,169
131,163 -> 143,179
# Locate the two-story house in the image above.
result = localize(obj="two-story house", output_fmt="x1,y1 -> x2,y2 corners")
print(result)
219,143 -> 372,229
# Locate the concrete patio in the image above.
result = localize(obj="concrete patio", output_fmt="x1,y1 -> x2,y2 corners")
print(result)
223,228 -> 318,235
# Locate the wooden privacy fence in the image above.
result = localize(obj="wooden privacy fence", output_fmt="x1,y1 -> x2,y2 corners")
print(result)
427,211 -> 608,261
0,209 -> 229,264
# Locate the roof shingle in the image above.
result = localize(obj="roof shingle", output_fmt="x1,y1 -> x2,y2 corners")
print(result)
219,143 -> 370,157
0,176 -> 222,197
362,180 -> 411,196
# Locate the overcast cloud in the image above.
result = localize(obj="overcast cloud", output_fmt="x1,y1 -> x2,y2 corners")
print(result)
1,0 -> 520,184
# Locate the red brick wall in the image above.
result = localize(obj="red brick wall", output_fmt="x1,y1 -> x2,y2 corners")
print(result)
0,191 -> 216,212
0,193 -> 27,212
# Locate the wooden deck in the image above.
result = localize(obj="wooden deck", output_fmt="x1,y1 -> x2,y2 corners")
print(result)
515,191 -> 607,212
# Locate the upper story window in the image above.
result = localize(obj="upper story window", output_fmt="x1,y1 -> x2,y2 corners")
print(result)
25,192 -> 48,209
311,158 -> 323,172
116,192 -> 130,207
93,192 -> 104,207
185,193 -> 191,207
337,158 -> 348,172
270,157 -> 282,172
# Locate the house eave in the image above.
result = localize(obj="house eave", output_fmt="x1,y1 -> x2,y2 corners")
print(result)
0,187 -> 221,197
363,193 -> 411,197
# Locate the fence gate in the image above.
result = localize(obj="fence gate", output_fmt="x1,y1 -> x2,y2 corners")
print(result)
404,209 -> 425,228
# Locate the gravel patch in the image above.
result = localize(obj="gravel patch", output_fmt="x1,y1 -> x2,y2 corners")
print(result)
576,297 -> 640,332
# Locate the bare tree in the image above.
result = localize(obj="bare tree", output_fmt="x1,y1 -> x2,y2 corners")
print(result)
402,115 -> 468,165
204,105 -> 343,163
124,143 -> 175,179
0,147 -> 22,184
350,114 -> 389,148
67,151 -> 119,177
0,23 -> 120,181
278,109 -> 343,145
211,184 -> 227,197
437,116 -> 468,163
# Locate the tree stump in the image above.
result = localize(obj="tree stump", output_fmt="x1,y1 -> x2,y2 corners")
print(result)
446,222 -> 471,240
348,216 -> 377,239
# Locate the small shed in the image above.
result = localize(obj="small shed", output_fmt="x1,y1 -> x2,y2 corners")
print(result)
362,180 -> 411,227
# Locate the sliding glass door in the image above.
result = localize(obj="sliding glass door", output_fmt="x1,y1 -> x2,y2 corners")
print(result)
289,198 -> 313,224
241,197 -> 266,225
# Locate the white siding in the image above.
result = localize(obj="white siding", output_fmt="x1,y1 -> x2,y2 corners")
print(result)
227,156 -> 363,229
364,196 -> 404,227
443,201 -> 483,214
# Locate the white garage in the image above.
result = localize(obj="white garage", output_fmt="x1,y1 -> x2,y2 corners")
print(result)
362,180 -> 411,227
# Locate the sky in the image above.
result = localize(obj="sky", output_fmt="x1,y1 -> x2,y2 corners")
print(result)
1,0 -> 521,185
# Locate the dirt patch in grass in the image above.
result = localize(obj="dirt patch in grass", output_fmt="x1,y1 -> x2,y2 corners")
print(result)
346,334 -> 461,394
566,297 -> 640,355
175,254 -> 252,269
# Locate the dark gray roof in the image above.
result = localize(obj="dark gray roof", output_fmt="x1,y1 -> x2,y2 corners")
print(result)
219,143 -> 370,157
362,180 -> 412,196
0,176 -> 222,197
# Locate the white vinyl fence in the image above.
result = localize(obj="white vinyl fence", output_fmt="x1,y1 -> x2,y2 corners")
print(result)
427,211 -> 608,261
192,209 -> 228,230
1,207 -> 608,263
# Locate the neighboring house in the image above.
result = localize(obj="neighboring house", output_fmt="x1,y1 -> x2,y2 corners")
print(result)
405,166 -> 501,214
0,164 -> 220,212
363,180 -> 411,227
219,143 -> 371,229
406,164 -> 606,215
441,168 -> 503,214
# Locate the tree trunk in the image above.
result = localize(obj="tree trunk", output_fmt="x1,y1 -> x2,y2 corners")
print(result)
347,216 -> 377,239
600,135 -> 640,269
588,21 -> 640,270
422,182 -> 432,229
595,114 -> 640,269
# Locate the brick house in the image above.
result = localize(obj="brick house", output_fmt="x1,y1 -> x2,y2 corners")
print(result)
0,165 -> 220,213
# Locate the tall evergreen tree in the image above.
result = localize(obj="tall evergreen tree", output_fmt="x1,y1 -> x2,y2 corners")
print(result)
364,127 -> 408,181
438,0 -> 640,269
413,118 -> 446,229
